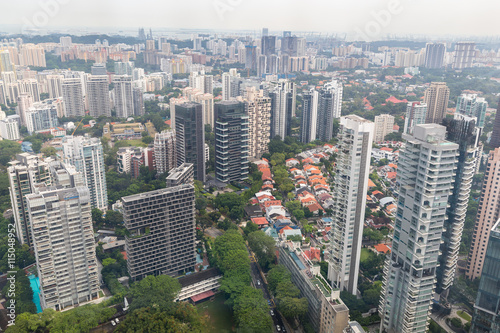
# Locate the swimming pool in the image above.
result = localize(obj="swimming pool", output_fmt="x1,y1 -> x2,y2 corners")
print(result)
28,275 -> 42,313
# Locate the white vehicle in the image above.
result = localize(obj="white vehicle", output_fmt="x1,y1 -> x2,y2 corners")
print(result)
115,318 -> 120,324
111,320 -> 116,326
257,280 -> 261,286
276,325 -> 281,331
270,309 -> 274,316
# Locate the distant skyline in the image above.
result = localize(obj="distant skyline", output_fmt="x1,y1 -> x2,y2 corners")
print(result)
0,0 -> 499,40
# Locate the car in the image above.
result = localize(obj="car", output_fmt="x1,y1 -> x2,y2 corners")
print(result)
257,280 -> 261,286
270,309 -> 274,316
276,325 -> 281,332
115,318 -> 120,324
111,320 -> 116,326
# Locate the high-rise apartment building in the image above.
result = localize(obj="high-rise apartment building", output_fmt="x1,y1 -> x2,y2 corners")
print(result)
8,153 -> 52,246
491,100 -> 500,149
261,36 -> 276,56
25,101 -> 59,134
374,114 -> 395,143
62,135 -> 108,211
316,80 -> 343,142
0,115 -> 20,140
244,87 -> 271,159
62,78 -> 85,117
301,89 -> 319,143
133,87 -> 144,116
222,70 -> 241,101
328,115 -> 374,295
114,61 -> 135,75
47,74 -> 63,98
90,63 -> 107,75
404,101 -> 428,135
175,103 -> 206,182
26,162 -> 99,310
424,43 -> 446,69
113,75 -> 134,118
19,79 -> 41,102
245,45 -> 258,70
154,129 -> 177,175
122,164 -> 196,281
437,115 -> 479,295
466,148 -> 500,280
379,124 -> 459,333
87,75 -> 111,117
214,101 -> 249,183
0,50 -> 14,72
470,218 -> 500,332
456,93 -> 488,129
424,82 -> 450,124
453,42 -> 476,69
269,80 -> 296,139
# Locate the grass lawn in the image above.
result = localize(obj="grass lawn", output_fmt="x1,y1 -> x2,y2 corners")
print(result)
457,310 -> 472,322
115,139 -> 147,148
196,293 -> 235,333
360,248 -> 373,263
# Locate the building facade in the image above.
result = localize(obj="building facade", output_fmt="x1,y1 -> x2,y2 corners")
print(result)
154,129 -> 177,175
301,89 -> 319,143
328,115 -> 374,295
455,93 -> 488,129
214,101 -> 249,183
374,114 -> 395,143
424,82 -> 450,125
87,75 -> 111,117
113,75 -> 134,118
244,87 -> 271,159
466,148 -> 500,280
175,103 -> 206,182
62,78 -> 85,117
379,124 -> 459,333
424,43 -> 446,69
404,101 -> 428,135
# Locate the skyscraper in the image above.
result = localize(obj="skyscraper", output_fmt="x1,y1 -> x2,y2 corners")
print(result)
491,99 -> 500,149
25,101 -> 59,134
470,218 -> 500,332
245,45 -> 258,70
87,75 -> 111,117
316,80 -> 343,142
328,115 -> 374,295
301,89 -> 318,143
466,148 -> 500,280
437,115 -> 479,296
122,164 -> 195,281
0,50 -> 14,72
0,115 -> 20,140
214,101 -> 249,183
26,162 -> 99,310
424,82 -> 450,124
16,93 -> 33,126
379,124 -> 459,333
424,43 -> 446,69
62,136 -> 108,211
374,114 -> 395,143
62,78 -> 85,117
175,103 -> 206,182
244,87 -> 271,159
47,74 -> 63,98
133,87 -> 144,116
453,42 -> 476,69
153,129 -> 177,175
269,80 -> 295,139
404,101 -> 428,135
8,153 -> 52,246
261,36 -> 276,56
113,75 -> 134,118
455,93 -> 488,129
222,70 -> 241,101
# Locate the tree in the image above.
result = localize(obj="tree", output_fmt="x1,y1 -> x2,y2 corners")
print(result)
0,140 -> 21,166
129,275 -> 182,312
142,136 -> 153,144
41,146 -> 57,157
277,296 -> 308,321
267,265 -> 291,294
292,209 -> 305,220
248,231 -> 276,270
233,287 -> 273,333
195,197 -> 207,211
104,210 -> 123,228
243,221 -> 259,236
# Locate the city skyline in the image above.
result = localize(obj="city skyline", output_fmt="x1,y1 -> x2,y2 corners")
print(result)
0,0 -> 499,39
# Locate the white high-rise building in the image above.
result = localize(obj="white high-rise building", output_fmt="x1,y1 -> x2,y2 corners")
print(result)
222,69 -> 241,101
17,93 -> 33,126
169,96 -> 189,130
26,101 -> 59,134
113,75 -> 134,118
26,162 -> 99,310
300,89 -> 318,143
404,102 -> 428,135
18,79 -> 40,102
379,124 -> 459,333
87,75 -> 110,117
374,114 -> 395,142
62,136 -> 108,211
0,115 -> 20,140
328,115 -> 374,295
243,87 -> 271,159
269,80 -> 296,139
154,130 -> 177,175
62,78 -> 85,117
316,80 -> 343,141
47,74 -> 63,98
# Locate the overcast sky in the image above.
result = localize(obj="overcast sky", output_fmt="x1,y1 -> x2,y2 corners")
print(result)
1,0 -> 499,38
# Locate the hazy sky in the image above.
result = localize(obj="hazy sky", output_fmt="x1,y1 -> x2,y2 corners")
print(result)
1,0 -> 499,38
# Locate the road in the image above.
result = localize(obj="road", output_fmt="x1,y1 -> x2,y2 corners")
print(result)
247,246 -> 290,333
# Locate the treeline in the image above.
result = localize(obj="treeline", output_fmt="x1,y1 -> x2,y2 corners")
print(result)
213,230 -> 273,332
